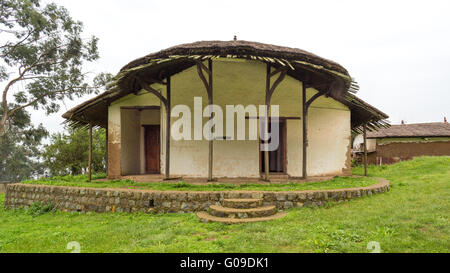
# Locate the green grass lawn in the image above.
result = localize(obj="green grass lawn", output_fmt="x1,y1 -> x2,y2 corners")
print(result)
1,156 -> 449,253
21,175 -> 378,191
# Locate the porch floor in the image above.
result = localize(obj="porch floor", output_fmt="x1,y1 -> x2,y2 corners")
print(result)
106,174 -> 335,185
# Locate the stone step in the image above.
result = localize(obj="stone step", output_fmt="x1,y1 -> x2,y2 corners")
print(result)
260,173 -> 289,180
222,198 -> 263,208
197,211 -> 287,224
209,205 -> 277,218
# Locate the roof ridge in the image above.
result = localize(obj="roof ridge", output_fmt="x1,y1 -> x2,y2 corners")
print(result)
367,122 -> 450,138
390,122 -> 449,126
120,40 -> 348,74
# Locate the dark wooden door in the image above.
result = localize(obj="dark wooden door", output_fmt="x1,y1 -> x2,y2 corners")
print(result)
144,125 -> 160,173
261,120 -> 286,173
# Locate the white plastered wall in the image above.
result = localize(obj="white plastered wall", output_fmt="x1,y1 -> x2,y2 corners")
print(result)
307,100 -> 351,176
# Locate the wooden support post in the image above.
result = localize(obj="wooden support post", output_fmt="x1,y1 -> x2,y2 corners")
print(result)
165,76 -> 171,180
88,123 -> 93,182
262,63 -> 287,182
208,59 -> 213,182
363,123 -> 368,176
264,64 -> 271,182
105,124 -> 108,176
196,59 -> 214,181
302,83 -> 307,179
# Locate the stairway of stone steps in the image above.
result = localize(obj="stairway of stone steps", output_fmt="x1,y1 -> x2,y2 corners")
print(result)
197,198 -> 287,224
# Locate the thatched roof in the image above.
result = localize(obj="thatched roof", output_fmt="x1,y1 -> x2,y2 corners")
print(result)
367,122 -> 450,138
122,40 -> 349,75
62,40 -> 389,131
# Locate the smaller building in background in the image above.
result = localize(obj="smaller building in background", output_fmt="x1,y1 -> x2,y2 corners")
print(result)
353,119 -> 450,165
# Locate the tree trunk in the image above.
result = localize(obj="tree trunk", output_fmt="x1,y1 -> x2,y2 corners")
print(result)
0,114 -> 8,137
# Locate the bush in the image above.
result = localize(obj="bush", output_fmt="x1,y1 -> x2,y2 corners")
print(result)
351,159 -> 361,167
27,201 -> 55,217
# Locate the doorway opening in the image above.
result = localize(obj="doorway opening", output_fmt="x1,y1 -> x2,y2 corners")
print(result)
260,119 -> 287,173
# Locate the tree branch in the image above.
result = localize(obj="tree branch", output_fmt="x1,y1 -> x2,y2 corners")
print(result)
0,30 -> 35,57
8,88 -> 73,117
1,43 -> 68,134
0,0 -> 5,19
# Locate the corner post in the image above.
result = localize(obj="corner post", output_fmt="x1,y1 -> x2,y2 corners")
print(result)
302,83 -> 307,179
165,76 -> 171,180
88,123 -> 93,182
363,123 -> 368,176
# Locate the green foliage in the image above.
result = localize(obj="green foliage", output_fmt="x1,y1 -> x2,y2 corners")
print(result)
0,0 -> 111,135
42,127 -> 106,176
0,106 -> 47,181
351,159 -> 360,167
352,156 -> 450,178
26,173 -> 107,183
22,174 -> 378,191
1,156 -> 448,253
26,201 -> 55,217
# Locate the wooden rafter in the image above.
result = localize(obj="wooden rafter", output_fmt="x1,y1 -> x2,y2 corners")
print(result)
306,91 -> 324,109
267,68 -> 287,99
196,60 -> 212,76
269,66 -> 287,77
150,78 -> 168,85
196,60 -> 212,95
137,78 -> 168,106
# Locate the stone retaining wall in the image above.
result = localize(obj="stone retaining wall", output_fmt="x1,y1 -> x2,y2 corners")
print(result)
4,178 -> 389,213
0,181 -> 15,194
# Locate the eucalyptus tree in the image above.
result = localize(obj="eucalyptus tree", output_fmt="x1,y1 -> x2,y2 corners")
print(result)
0,0 -> 108,136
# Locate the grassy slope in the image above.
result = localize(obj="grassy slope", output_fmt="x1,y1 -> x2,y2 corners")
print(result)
1,156 -> 449,253
21,175 -> 378,191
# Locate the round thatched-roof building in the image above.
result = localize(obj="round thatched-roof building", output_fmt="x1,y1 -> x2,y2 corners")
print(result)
63,40 -> 388,181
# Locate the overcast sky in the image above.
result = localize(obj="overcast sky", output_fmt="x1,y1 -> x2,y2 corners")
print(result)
33,0 -> 450,136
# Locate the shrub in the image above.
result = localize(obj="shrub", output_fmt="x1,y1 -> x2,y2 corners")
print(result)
27,201 -> 55,217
